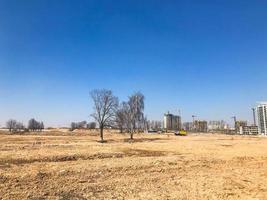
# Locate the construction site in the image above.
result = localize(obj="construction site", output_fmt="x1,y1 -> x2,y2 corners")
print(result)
1,130 -> 267,200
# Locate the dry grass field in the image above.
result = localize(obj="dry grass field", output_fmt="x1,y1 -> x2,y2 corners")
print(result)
1,131 -> 267,200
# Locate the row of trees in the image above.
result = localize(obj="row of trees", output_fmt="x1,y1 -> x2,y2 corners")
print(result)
6,118 -> 44,133
90,89 -> 145,142
147,120 -> 163,131
70,121 -> 87,131
5,89 -> 145,142
6,120 -> 25,132
70,121 -> 96,131
28,118 -> 44,131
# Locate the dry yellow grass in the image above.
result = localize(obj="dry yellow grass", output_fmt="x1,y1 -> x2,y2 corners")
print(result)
1,131 -> 267,199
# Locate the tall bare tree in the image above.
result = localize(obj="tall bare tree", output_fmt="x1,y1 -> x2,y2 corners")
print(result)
116,103 -> 127,133
121,101 -> 132,133
128,92 -> 145,139
90,89 -> 118,142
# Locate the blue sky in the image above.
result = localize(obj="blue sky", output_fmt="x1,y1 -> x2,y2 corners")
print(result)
0,0 -> 267,127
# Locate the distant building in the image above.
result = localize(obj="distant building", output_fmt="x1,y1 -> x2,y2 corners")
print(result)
235,121 -> 247,133
208,120 -> 226,131
163,112 -> 181,131
257,102 -> 267,135
194,120 -> 208,132
148,120 -> 163,131
239,126 -> 259,135
183,122 -> 193,131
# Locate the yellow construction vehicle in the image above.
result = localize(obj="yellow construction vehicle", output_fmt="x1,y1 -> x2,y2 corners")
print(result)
175,130 -> 187,136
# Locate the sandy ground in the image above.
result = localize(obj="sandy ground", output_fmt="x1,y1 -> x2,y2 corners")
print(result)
0,131 -> 267,200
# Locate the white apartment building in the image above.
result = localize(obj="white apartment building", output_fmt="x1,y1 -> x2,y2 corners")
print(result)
208,120 -> 226,131
163,113 -> 181,131
257,102 -> 267,135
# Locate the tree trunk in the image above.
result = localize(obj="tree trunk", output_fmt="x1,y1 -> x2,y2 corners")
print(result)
130,132 -> 133,140
100,126 -> 104,142
120,126 -> 123,133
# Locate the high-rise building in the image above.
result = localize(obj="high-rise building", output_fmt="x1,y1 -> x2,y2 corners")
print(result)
257,102 -> 267,135
194,120 -> 208,132
208,120 -> 226,131
163,113 -> 181,131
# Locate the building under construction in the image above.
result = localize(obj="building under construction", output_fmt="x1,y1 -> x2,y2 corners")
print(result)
257,102 -> 267,135
208,120 -> 227,131
163,112 -> 181,131
235,121 -> 247,133
193,120 -> 208,132
239,125 -> 259,135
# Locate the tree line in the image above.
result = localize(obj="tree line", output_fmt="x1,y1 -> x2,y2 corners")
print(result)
70,121 -> 96,131
4,89 -> 146,142
6,118 -> 44,133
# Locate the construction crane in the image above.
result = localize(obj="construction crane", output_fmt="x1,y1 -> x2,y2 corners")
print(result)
252,108 -> 256,126
232,116 -> 237,132
192,115 -> 197,132
232,116 -> 237,124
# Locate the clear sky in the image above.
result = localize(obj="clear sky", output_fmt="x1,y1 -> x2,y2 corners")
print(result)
0,0 -> 267,127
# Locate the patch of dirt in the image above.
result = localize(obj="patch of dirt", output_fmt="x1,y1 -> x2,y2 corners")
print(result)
121,148 -> 167,157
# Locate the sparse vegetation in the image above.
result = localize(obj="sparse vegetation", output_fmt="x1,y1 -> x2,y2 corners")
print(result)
1,131 -> 267,199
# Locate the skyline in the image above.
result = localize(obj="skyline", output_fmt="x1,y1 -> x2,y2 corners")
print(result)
1,0 -> 267,127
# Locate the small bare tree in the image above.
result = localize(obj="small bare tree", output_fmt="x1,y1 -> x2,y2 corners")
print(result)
15,122 -> 25,132
70,122 -> 77,131
90,89 -> 118,142
6,119 -> 17,133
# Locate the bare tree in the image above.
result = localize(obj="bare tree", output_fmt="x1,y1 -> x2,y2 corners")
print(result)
15,122 -> 25,132
40,122 -> 44,131
90,89 -> 118,142
87,122 -> 96,129
70,122 -> 77,131
116,103 -> 127,133
128,92 -> 145,139
28,118 -> 37,131
121,101 -> 132,133
6,119 -> 17,133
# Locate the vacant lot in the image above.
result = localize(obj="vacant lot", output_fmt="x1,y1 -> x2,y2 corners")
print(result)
0,131 -> 267,200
